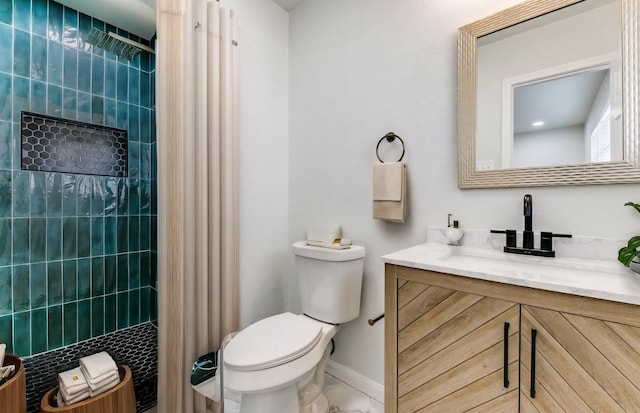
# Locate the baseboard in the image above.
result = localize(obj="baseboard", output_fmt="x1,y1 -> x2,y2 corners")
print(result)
326,360 -> 384,403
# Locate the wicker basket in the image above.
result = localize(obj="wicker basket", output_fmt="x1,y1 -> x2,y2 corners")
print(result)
0,354 -> 27,413
40,365 -> 136,413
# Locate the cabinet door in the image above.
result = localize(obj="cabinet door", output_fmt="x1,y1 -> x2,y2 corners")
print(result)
396,280 -> 519,413
521,305 -> 640,412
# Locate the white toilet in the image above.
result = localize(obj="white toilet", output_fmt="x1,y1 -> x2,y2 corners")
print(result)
222,241 -> 365,413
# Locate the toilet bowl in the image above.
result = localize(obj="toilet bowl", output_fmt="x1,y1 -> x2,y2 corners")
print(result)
203,241 -> 365,413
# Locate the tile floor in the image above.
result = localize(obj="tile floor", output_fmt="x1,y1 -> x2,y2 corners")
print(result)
143,373 -> 383,413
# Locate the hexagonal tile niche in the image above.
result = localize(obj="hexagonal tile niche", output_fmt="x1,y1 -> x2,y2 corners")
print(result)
21,112 -> 128,177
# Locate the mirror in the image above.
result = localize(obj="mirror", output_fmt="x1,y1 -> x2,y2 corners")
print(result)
458,0 -> 640,188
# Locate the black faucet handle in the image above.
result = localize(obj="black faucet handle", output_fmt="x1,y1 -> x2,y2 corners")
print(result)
491,229 -> 517,248
540,232 -> 572,251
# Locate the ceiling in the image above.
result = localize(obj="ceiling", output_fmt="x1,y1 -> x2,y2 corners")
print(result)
272,0 -> 306,11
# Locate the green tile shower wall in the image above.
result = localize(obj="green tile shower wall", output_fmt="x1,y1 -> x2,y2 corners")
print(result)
0,0 -> 157,357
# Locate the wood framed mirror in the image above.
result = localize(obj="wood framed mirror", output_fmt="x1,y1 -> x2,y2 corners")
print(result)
458,0 -> 640,188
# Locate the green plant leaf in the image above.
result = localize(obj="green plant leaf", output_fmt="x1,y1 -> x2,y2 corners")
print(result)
618,235 -> 640,266
624,202 -> 640,214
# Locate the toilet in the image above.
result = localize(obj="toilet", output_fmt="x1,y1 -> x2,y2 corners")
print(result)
222,241 -> 365,413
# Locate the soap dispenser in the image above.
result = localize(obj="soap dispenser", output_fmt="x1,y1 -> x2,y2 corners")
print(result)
446,214 -> 464,246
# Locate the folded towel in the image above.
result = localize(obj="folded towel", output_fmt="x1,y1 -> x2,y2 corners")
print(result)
79,352 -> 118,380
373,163 -> 406,222
58,367 -> 88,395
88,374 -> 120,397
56,391 -> 66,408
59,385 -> 90,405
80,366 -> 119,391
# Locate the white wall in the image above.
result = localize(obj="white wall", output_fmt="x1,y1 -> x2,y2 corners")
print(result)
220,0 -> 290,328
289,0 -> 640,386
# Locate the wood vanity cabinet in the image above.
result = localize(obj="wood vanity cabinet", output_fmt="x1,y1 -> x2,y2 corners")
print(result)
385,264 -> 640,413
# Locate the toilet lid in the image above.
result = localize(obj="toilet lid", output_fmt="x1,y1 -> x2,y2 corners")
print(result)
224,313 -> 323,371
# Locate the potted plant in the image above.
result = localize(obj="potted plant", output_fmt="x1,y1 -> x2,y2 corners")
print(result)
618,202 -> 640,274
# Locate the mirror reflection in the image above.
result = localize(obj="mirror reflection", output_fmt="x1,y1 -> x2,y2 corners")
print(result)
475,0 -> 621,171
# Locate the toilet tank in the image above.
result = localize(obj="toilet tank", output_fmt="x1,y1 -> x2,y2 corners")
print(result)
293,241 -> 365,324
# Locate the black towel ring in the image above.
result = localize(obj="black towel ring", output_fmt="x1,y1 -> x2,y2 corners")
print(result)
376,132 -> 405,163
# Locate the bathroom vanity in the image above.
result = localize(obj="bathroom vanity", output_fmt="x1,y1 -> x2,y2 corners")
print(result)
383,243 -> 640,413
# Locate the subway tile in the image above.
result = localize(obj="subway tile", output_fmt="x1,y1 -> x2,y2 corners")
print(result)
91,55 -> 104,96
0,73 -> 11,121
0,219 -> 10,266
140,108 -> 150,144
47,305 -> 63,350
139,180 -> 150,215
104,98 -> 116,127
76,175 -> 92,216
117,178 -> 128,215
116,63 -> 128,102
128,142 -> 139,178
47,41 -> 62,86
140,251 -> 150,287
0,1 -> 11,25
0,170 -> 11,217
13,311 -> 31,356
31,34 -> 47,81
139,215 -> 150,251
91,95 -> 104,124
104,177 -> 117,216
117,253 -> 128,292
78,51 -> 91,93
30,263 -> 47,308
47,261 -> 62,305
140,51 -> 150,73
104,255 -> 116,294
0,266 -> 12,315
0,122 -> 9,170
116,291 -> 128,329
91,257 -> 104,297
104,294 -> 116,333
46,173 -> 62,217
63,301 -> 77,345
104,59 -> 116,99
91,20 -> 104,55
116,101 -> 128,130
0,315 -> 12,353
31,307 -> 47,354
150,288 -> 157,322
140,144 -> 150,179
13,218 -> 29,264
32,0 -> 48,38
62,259 -> 77,303
150,252 -> 156,290
30,218 -> 46,263
140,72 -> 150,108
77,217 -> 90,258
128,288 -> 139,326
62,217 -> 77,259
129,216 -> 140,253
77,258 -> 90,300
77,299 -> 91,341
62,174 -> 77,216
12,265 -> 29,312
78,13 -> 91,52
63,46 -> 78,89
46,218 -> 62,261
129,179 -> 139,215
140,287 -> 150,322
14,0 -> 30,31
30,172 -> 46,217
117,216 -> 128,253
47,84 -> 62,117
77,91 -> 90,122
91,217 -> 104,256
129,252 -> 140,289
0,24 -> 13,74
14,29 -> 30,78
12,171 -> 29,217
62,87 -> 77,120
104,216 -> 116,255
129,67 -> 139,106
128,104 -> 139,142
91,297 -> 104,337
47,1 -> 63,43
31,80 -> 47,116
62,6 -> 78,48
13,75 -> 30,123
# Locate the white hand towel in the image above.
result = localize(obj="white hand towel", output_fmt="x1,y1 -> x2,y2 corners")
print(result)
59,385 -> 90,404
88,375 -> 121,397
80,366 -> 119,391
79,352 -> 118,380
58,367 -> 88,395
373,162 -> 403,201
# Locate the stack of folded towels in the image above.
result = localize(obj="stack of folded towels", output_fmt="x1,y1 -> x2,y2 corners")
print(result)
56,352 -> 120,407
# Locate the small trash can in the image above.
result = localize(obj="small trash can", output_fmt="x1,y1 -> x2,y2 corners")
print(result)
0,354 -> 27,413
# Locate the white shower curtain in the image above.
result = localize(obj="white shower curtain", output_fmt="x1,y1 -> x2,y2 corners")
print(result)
156,1 -> 239,412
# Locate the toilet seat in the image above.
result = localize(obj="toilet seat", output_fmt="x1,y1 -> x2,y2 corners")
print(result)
225,313 -> 323,371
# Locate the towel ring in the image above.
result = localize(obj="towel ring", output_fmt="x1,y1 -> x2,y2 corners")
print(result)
376,132 -> 405,163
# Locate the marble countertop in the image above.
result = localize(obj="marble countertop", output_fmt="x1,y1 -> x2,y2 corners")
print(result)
382,243 -> 640,306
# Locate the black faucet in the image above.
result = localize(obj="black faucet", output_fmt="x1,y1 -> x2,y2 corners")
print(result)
523,194 -> 534,249
491,194 -> 572,257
